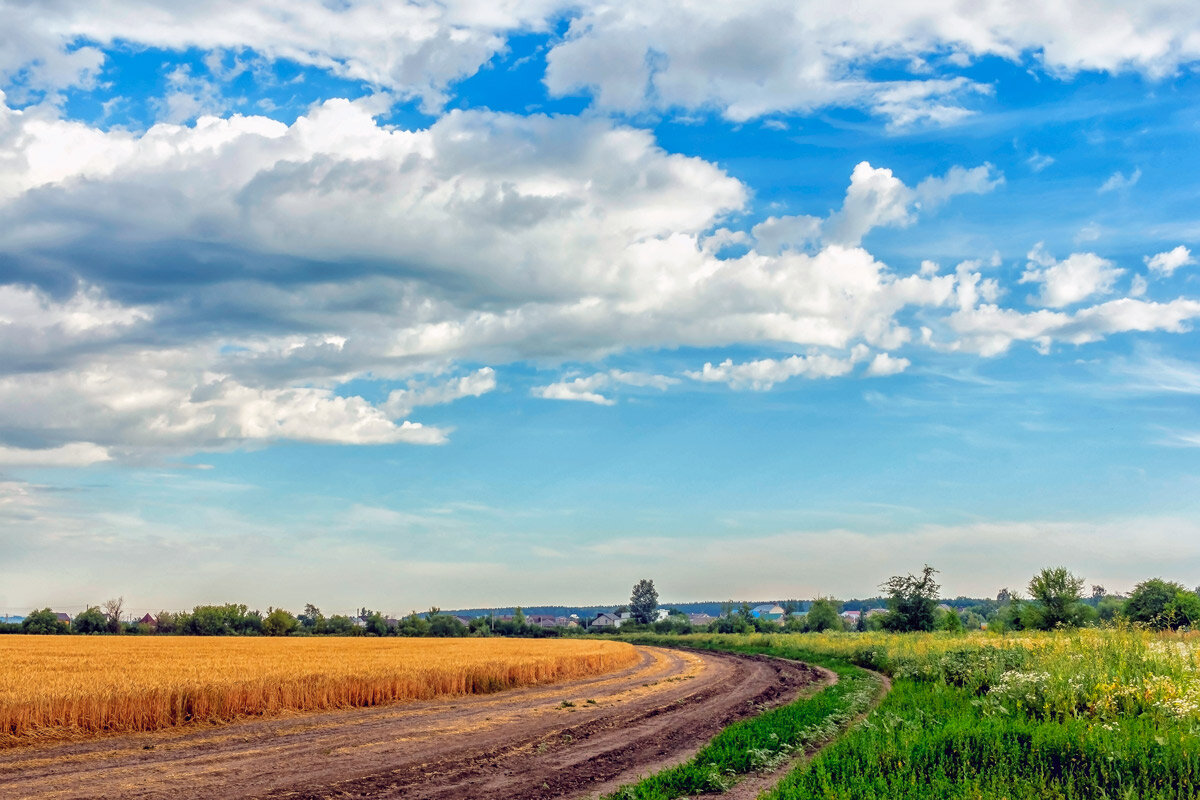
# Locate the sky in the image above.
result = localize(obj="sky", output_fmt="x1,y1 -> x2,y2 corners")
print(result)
1,1 -> 1200,618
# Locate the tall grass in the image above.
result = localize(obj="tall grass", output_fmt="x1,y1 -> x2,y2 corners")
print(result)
0,636 -> 637,744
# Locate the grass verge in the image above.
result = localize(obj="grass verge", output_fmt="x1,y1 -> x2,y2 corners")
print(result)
604,634 -> 882,800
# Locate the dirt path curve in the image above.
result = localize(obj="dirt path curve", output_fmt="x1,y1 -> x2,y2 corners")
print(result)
721,668 -> 892,800
0,646 -> 827,800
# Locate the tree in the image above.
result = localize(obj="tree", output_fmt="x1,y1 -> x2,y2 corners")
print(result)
262,607 -> 299,636
1026,567 -> 1086,630
21,608 -> 68,635
880,565 -> 940,632
73,606 -> 108,634
1124,578 -> 1200,630
938,607 -> 965,633
1091,584 -> 1106,601
630,579 -> 659,625
299,603 -> 325,630
102,596 -> 124,634
803,598 -> 842,632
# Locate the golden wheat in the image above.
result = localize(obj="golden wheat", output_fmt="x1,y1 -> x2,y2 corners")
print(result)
0,636 -> 638,744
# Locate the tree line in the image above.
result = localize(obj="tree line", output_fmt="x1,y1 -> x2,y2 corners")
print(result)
6,567 -> 1196,636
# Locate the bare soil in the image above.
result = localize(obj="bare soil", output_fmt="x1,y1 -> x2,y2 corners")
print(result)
0,645 -> 829,800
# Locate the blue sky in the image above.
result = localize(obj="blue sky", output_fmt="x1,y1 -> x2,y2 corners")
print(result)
1,2 -> 1199,617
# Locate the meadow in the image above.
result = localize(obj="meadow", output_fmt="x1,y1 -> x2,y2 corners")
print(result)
0,636 -> 638,744
613,629 -> 1200,799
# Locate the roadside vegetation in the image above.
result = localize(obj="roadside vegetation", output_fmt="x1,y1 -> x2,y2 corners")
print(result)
606,629 -> 1200,799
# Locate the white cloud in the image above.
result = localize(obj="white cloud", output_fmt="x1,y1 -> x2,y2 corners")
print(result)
383,368 -> 496,417
1098,168 -> 1142,193
686,349 -> 866,391
1145,246 -> 1196,276
533,369 -> 678,405
545,2 -> 1200,124
1019,244 -> 1123,308
865,352 -> 911,376
0,97 -> 1196,460
825,162 -> 1002,245
1026,151 -> 1055,172
0,443 -> 111,467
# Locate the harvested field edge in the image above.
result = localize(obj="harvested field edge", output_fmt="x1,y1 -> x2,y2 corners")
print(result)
602,635 -> 885,800
0,638 -> 641,746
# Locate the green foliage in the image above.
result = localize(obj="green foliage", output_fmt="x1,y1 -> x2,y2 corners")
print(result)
938,607 -> 965,633
1025,566 -> 1087,629
630,579 -> 659,625
72,606 -> 108,634
262,607 -> 299,636
325,614 -> 360,635
768,679 -> 1200,800
427,610 -> 467,637
804,598 -> 844,633
1124,579 -> 1200,630
880,565 -> 940,632
184,603 -> 264,635
21,608 -> 68,635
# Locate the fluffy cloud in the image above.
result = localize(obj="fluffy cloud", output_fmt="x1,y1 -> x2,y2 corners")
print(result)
1145,246 -> 1196,276
865,353 -> 911,377
546,2 -> 1200,123
0,0 -> 561,110
4,2 -> 1200,124
0,96 -> 1197,460
533,370 -> 677,405
686,348 -> 868,391
1019,244 -> 1123,308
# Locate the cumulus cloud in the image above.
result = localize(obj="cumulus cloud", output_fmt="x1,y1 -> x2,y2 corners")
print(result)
1145,246 -> 1196,276
0,96 -> 1196,460
1019,244 -> 1123,308
3,2 -> 1199,125
383,368 -> 497,417
545,2 -> 1200,124
686,348 -> 868,391
865,353 -> 911,376
825,162 -> 1002,246
533,370 -> 678,405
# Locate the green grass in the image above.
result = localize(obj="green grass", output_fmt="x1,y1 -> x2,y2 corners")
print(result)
605,631 -> 1200,800
604,634 -> 881,800
767,679 -> 1200,800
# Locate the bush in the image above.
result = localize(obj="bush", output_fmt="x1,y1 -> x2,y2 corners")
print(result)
21,608 -> 68,635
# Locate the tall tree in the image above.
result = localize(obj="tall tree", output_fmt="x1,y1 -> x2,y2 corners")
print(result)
102,597 -> 124,634
1124,578 -> 1200,630
880,565 -> 940,632
630,579 -> 659,624
1026,567 -> 1087,629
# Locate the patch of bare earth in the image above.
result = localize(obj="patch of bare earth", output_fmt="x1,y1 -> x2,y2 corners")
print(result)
0,646 -> 826,800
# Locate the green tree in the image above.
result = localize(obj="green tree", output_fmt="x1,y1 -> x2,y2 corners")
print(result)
1124,578 -> 1200,630
630,579 -> 659,624
262,607 -> 299,636
880,565 -> 940,632
938,607 -> 965,633
1026,567 -> 1087,630
803,598 -> 843,632
73,606 -> 108,634
299,603 -> 325,631
21,608 -> 68,635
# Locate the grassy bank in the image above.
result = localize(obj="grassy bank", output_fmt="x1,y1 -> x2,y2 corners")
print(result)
612,630 -> 1200,799
605,635 -> 882,799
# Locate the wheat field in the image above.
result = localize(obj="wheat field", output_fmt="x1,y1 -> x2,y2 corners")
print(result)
0,636 -> 639,744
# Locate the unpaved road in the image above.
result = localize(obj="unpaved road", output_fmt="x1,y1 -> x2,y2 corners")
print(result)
0,645 -> 830,800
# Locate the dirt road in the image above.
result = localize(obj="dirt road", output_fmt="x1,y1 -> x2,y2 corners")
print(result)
0,645 -> 830,800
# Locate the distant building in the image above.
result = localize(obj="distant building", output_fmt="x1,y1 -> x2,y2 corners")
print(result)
138,613 -> 156,627
687,613 -> 714,627
589,611 -> 632,628
750,604 -> 785,619
864,608 -> 889,619
54,612 -> 72,626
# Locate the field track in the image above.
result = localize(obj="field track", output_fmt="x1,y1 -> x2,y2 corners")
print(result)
0,645 -> 830,800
